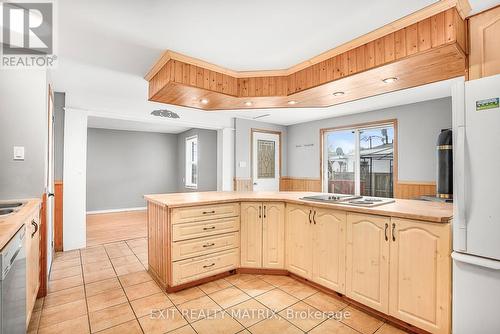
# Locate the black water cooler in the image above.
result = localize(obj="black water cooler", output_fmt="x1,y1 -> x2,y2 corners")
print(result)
419,129 -> 453,203
436,129 -> 453,200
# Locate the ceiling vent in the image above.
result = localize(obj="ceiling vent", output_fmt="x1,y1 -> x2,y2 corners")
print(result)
151,109 -> 180,119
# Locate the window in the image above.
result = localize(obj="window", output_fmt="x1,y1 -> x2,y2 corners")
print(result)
322,122 -> 395,198
185,135 -> 198,188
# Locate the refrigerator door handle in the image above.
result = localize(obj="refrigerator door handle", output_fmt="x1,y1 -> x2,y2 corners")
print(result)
452,252 -> 500,270
455,125 -> 467,251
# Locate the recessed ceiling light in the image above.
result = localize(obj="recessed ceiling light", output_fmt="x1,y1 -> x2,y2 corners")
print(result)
287,100 -> 298,105
332,91 -> 345,96
382,77 -> 398,84
244,101 -> 253,107
200,98 -> 209,104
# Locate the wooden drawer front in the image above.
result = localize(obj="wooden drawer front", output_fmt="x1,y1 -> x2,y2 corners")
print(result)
172,249 -> 239,286
172,232 -> 240,261
172,217 -> 239,241
172,203 -> 240,224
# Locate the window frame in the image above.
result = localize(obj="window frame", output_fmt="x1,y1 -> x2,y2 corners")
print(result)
185,135 -> 198,189
320,119 -> 398,196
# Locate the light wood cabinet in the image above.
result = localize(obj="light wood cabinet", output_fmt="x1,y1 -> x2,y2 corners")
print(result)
285,204 -> 313,278
389,218 -> 451,334
240,202 -> 263,268
262,202 -> 285,269
345,213 -> 451,333
147,196 -> 452,334
469,6 -> 500,80
240,202 -> 285,269
346,213 -> 390,313
26,212 -> 40,324
312,208 -> 346,293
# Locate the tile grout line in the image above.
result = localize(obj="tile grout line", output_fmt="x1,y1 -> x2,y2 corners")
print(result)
77,249 -> 95,334
202,276 -> 306,333
104,241 -> 146,334
122,238 -> 199,334
50,244 -> 393,334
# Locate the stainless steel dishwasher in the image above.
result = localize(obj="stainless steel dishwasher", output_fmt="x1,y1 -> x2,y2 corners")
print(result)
0,226 -> 26,334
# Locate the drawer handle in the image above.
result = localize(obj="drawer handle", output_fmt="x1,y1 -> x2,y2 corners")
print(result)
203,210 -> 216,214
203,226 -> 216,230
392,223 -> 396,242
203,263 -> 215,268
384,223 -> 388,241
203,243 -> 215,248
31,220 -> 38,238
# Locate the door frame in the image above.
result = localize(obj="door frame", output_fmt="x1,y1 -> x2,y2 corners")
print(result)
319,119 -> 398,194
250,128 -> 282,191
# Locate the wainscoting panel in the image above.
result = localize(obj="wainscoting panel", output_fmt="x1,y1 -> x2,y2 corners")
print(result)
280,177 -> 322,192
233,178 -> 253,191
394,181 -> 436,199
54,181 -> 63,252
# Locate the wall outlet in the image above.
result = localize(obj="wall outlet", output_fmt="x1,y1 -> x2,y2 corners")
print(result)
13,146 -> 25,160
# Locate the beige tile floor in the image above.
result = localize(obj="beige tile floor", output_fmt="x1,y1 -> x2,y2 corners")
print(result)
28,238 -> 410,334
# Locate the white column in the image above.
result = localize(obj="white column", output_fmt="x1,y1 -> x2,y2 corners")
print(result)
217,127 -> 235,191
63,109 -> 88,250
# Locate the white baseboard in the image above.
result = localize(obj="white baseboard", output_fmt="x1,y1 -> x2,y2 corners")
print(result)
86,207 -> 147,215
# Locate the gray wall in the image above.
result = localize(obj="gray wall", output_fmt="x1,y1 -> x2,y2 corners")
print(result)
287,97 -> 452,182
0,70 -> 47,199
86,129 -> 178,211
54,92 -> 65,180
177,128 -> 218,192
234,118 -> 288,178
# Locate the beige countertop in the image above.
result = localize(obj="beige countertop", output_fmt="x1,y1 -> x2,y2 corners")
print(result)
0,199 -> 41,250
145,191 -> 453,223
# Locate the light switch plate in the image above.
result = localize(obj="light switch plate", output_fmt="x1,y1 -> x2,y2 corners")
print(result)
13,146 -> 25,160
238,161 -> 247,168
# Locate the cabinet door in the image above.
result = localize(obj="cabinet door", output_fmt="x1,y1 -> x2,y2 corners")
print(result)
389,218 -> 451,334
262,202 -> 285,269
240,202 -> 262,268
469,6 -> 500,80
346,213 -> 390,313
26,213 -> 40,323
312,208 -> 346,293
285,204 -> 312,279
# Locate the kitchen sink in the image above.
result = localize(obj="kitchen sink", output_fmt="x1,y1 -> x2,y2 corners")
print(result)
0,202 -> 23,209
0,209 -> 15,216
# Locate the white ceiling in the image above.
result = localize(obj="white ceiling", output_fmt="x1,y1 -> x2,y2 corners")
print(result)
51,0 -> 498,131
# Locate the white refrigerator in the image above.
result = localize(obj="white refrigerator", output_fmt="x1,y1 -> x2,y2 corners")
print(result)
452,74 -> 500,334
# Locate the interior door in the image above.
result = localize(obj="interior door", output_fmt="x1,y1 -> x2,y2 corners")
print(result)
252,131 -> 280,191
46,87 -> 55,270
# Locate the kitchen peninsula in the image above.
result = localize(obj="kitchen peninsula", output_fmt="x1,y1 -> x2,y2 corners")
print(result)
145,191 -> 453,334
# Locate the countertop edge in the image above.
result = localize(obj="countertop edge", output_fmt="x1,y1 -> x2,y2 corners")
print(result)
0,199 -> 42,250
144,193 -> 452,224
